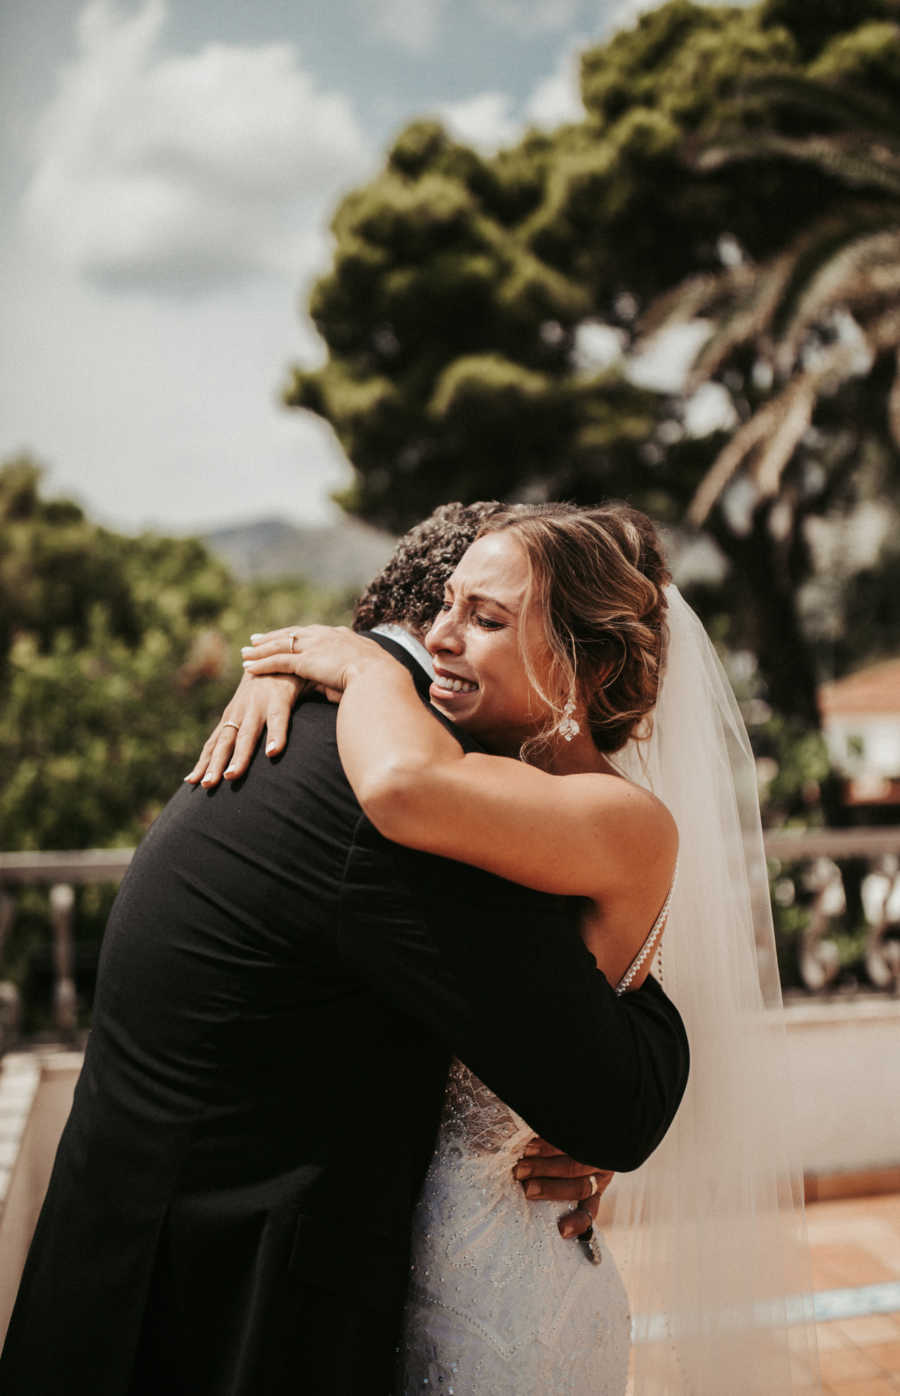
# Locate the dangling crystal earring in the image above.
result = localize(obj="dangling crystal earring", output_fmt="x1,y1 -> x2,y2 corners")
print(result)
558,697 -> 580,742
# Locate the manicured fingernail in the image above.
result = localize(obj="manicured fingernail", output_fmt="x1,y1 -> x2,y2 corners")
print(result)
513,1163 -> 530,1180
265,742 -> 276,754
524,1141 -> 542,1156
250,633 -> 263,641
224,766 -> 236,777
242,661 -> 252,669
525,1181 -> 540,1198
240,646 -> 253,655
559,1221 -> 576,1238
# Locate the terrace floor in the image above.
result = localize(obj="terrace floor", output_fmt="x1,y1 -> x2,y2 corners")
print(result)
1,1052 -> 899,1389
807,1192 -> 900,1393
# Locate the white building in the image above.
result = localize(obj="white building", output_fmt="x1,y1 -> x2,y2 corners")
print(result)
819,658 -> 900,808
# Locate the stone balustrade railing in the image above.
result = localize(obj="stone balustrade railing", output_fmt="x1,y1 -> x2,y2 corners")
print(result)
0,850 -> 133,1056
1,831 -> 898,1057
764,828 -> 900,996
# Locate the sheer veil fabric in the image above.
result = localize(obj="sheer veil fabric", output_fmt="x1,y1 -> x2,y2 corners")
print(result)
604,586 -> 821,1394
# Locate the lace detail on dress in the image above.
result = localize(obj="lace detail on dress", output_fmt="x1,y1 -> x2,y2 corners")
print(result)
400,1058 -> 631,1394
439,1056 -> 534,1156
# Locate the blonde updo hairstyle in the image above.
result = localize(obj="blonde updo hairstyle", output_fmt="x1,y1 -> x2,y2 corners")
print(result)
476,503 -> 671,759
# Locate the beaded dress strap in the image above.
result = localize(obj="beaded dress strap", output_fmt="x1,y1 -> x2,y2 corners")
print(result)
613,861 -> 677,996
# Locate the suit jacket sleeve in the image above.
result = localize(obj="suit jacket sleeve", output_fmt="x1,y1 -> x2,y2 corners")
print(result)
339,635 -> 689,1171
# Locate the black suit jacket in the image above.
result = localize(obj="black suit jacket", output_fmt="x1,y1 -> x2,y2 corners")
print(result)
0,637 -> 688,1396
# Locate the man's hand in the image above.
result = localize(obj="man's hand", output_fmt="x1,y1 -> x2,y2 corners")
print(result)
513,1137 -> 614,1240
184,670 -> 305,788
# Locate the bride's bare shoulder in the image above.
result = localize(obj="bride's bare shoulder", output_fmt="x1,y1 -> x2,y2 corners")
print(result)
579,771 -> 678,882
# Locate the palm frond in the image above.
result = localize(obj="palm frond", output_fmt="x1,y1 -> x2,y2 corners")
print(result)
777,224 -> 900,372
697,132 -> 900,198
686,376 -> 815,525
889,347 -> 900,450
686,248 -> 800,390
864,303 -> 900,353
687,337 -> 869,526
864,312 -> 900,448
729,71 -> 900,150
636,254 -> 799,390
636,267 -> 741,340
661,57 -> 900,525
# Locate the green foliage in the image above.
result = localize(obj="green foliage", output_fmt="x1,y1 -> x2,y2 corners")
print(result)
833,535 -> 900,673
0,458 -> 350,852
810,18 -> 900,88
754,714 -> 836,824
581,1 -> 796,132
768,857 -> 872,991
761,0 -> 899,60
0,459 -> 351,1026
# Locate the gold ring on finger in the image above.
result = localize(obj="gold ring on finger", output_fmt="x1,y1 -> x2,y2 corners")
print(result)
222,721 -> 240,733
289,632 -> 298,652
588,1174 -> 600,1197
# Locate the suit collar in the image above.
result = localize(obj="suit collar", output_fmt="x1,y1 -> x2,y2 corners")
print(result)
371,624 -> 434,678
363,630 -> 485,754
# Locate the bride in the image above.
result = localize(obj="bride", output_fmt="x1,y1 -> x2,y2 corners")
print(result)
242,502 -> 821,1394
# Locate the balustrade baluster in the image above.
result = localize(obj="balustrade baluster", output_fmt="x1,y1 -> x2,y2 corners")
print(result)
49,884 -> 77,1043
0,888 -> 21,1055
864,856 -> 900,994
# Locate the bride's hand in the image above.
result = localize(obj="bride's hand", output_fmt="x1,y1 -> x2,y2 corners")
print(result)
185,670 -> 306,787
512,1137 -> 613,1240
241,625 -> 387,699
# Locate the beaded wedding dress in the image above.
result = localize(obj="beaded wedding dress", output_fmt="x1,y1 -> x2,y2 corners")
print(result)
398,903 -> 671,1396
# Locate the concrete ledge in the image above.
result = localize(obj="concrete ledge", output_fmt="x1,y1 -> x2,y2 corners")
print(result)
804,1164 -> 900,1203
784,997 -> 900,1180
0,1054 -> 40,1212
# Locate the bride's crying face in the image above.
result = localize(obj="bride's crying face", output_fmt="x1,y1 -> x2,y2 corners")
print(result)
424,531 -> 555,756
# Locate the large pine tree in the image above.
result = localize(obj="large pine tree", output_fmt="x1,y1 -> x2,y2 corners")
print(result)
285,0 -> 900,743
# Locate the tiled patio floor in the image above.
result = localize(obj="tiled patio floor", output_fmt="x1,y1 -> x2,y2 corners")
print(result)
808,1194 -> 900,1394
2,1054 -> 898,1391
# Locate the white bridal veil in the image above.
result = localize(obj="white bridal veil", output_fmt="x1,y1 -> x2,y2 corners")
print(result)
604,586 -> 821,1394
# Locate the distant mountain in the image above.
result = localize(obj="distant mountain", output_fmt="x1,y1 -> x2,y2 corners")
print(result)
203,516 -> 396,592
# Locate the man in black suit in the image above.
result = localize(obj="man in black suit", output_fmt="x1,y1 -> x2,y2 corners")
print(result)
0,505 -> 688,1396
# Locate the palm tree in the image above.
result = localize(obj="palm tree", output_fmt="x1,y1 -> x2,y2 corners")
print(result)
640,70 -> 900,527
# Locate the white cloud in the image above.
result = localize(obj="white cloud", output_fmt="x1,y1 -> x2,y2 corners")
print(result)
369,0 -> 447,53
23,0 -> 371,293
525,38 -> 585,127
438,92 -> 520,153
437,33 -> 586,159
0,241 -> 352,530
478,0 -> 581,34
603,0 -> 657,29
370,0 -> 579,50
438,36 -> 587,156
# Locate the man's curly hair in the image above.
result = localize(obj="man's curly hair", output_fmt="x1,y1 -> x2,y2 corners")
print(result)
352,501 -> 517,636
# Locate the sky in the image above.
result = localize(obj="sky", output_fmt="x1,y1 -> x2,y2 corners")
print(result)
0,0 -> 668,536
